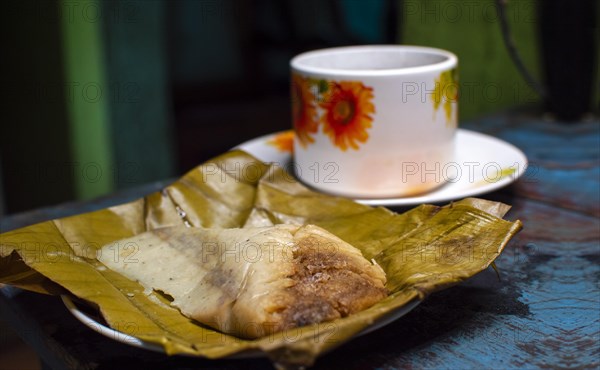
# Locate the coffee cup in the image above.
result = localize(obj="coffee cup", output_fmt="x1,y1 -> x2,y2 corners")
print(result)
290,45 -> 458,198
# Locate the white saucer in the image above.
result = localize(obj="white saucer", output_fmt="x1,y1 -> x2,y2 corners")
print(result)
235,129 -> 528,207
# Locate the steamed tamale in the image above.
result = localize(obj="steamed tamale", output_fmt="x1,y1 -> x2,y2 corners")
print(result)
97,224 -> 387,339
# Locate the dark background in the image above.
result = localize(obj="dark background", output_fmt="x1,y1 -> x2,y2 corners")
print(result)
0,0 -> 598,215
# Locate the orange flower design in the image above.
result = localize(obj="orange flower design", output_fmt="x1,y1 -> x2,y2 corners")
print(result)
267,130 -> 294,153
291,74 -> 318,148
320,81 -> 374,151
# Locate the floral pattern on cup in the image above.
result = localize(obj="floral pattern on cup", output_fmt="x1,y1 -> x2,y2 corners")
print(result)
320,81 -> 375,151
292,74 -> 375,152
432,68 -> 458,127
291,74 -> 319,148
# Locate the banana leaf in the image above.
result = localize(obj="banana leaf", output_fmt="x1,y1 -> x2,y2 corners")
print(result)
0,150 -> 522,368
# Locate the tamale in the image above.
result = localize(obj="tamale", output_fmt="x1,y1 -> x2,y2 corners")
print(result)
97,224 -> 387,339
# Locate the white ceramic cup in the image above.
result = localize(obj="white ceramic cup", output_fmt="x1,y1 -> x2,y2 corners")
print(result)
290,45 -> 458,198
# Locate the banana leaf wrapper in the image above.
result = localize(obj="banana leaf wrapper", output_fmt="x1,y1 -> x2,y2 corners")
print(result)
0,150 -> 522,367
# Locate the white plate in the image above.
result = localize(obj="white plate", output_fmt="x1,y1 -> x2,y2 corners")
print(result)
235,129 -> 528,207
61,295 -> 164,353
62,295 -> 420,357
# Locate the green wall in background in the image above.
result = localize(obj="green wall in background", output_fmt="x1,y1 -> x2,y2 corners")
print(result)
60,0 -> 174,201
401,0 -> 542,120
1,0 -> 175,213
102,1 -> 175,189
60,0 -> 115,200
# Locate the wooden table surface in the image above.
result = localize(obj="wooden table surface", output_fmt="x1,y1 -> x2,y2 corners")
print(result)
1,111 -> 599,369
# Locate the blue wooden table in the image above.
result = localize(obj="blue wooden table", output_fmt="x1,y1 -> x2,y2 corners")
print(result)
1,111 -> 599,369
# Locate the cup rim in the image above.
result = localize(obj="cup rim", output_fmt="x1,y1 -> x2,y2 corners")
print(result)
291,45 -> 457,76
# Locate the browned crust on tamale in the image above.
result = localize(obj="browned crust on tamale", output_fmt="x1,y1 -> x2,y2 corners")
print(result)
276,235 -> 388,330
